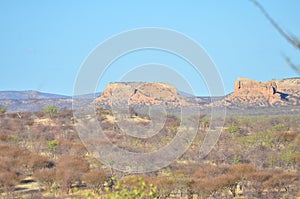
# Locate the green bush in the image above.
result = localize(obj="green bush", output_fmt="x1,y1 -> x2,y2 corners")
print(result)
0,106 -> 6,114
226,124 -> 240,135
47,140 -> 59,153
105,177 -> 157,199
44,105 -> 59,117
273,123 -> 289,132
279,151 -> 299,166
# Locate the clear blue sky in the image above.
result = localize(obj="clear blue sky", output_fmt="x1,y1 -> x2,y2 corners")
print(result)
1,1 -> 300,96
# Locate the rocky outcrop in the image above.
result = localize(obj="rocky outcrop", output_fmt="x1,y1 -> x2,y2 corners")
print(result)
95,78 -> 300,109
227,77 -> 300,106
233,78 -> 277,97
94,82 -> 190,107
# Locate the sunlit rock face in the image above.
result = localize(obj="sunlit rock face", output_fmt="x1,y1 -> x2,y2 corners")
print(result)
94,82 -> 190,107
227,77 -> 300,106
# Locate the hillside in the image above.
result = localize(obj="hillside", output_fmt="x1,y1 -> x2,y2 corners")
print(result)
0,91 -> 72,112
0,90 -> 70,100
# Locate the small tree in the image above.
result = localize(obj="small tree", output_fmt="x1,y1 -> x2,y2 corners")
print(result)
0,106 -> 6,114
226,124 -> 240,135
264,172 -> 298,197
152,176 -> 175,198
48,140 -> 59,157
0,171 -> 22,196
82,170 -> 110,195
27,154 -> 54,173
244,171 -> 272,198
44,105 -> 59,117
0,144 -> 29,196
55,155 -> 90,194
34,168 -> 56,193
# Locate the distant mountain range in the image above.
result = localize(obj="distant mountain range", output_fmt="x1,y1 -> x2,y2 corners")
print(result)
0,90 -> 70,100
0,90 -> 106,112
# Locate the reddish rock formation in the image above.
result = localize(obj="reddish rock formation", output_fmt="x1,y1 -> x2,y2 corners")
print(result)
94,82 -> 190,107
227,77 -> 300,106
95,78 -> 300,108
234,78 -> 276,97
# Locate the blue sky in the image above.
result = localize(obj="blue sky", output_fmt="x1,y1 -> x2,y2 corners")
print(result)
1,1 -> 300,96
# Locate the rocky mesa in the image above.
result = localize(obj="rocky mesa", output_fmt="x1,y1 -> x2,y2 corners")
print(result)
94,82 -> 191,107
226,77 -> 300,107
95,78 -> 300,109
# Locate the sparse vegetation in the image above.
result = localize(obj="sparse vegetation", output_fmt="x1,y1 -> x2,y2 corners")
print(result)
0,106 -> 6,114
44,105 -> 59,117
0,108 -> 299,198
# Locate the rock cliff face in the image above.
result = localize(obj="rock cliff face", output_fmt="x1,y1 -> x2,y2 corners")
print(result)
94,82 -> 190,107
227,77 -> 300,106
95,78 -> 300,109
233,78 -> 277,97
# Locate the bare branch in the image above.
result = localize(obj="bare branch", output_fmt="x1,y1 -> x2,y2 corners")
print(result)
249,0 -> 300,74
285,56 -> 300,74
249,0 -> 300,50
